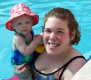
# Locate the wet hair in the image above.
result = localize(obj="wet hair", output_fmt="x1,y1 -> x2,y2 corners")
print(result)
43,7 -> 81,45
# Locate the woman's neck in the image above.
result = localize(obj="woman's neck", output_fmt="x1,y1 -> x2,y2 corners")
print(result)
45,46 -> 74,63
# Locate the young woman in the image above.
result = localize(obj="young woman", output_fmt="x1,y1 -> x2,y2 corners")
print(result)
32,7 -> 86,80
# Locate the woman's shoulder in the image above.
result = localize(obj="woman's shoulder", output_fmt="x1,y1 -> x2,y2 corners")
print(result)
66,55 -> 86,75
70,48 -> 86,66
62,55 -> 86,80
71,59 -> 91,80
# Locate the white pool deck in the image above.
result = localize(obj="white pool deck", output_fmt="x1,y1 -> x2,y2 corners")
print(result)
71,59 -> 91,80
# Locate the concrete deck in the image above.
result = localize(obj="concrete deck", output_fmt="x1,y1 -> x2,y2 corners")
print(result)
71,59 -> 91,80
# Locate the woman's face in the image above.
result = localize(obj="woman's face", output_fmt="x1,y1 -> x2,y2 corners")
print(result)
43,17 -> 73,55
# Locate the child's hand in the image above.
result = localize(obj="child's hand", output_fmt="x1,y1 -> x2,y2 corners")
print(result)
40,32 -> 43,44
34,34 -> 43,44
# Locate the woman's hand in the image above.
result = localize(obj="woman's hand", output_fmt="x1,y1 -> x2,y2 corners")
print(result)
16,63 -> 26,73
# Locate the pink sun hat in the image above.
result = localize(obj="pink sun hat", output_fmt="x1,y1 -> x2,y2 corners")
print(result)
5,3 -> 39,31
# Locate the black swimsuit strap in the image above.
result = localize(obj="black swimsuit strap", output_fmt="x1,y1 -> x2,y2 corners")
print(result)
59,56 -> 86,79
32,56 -> 86,79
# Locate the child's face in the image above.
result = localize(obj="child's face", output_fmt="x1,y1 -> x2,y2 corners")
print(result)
12,15 -> 33,35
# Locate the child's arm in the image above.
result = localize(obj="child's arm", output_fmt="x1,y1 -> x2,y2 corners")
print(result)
14,34 -> 42,56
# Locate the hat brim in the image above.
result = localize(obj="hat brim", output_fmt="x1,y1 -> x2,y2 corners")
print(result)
6,12 -> 39,31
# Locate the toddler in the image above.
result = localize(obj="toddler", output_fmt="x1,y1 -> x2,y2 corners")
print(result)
6,3 -> 42,80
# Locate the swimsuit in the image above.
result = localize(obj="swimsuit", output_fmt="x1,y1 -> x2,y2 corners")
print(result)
11,30 -> 36,65
33,56 -> 86,80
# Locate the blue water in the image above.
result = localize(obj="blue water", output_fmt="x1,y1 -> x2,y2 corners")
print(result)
0,0 -> 91,79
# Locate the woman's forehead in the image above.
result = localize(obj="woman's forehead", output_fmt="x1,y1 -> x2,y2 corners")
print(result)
45,17 -> 68,29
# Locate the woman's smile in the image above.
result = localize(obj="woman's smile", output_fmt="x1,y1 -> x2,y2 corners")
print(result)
48,40 -> 60,48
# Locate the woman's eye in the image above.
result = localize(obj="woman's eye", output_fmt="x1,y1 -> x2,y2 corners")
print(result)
44,29 -> 51,33
57,31 -> 63,34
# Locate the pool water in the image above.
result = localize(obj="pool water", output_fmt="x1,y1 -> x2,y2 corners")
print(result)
0,0 -> 91,79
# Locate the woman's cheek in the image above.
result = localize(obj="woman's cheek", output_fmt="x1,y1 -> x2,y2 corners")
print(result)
43,33 -> 49,42
58,34 -> 65,41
